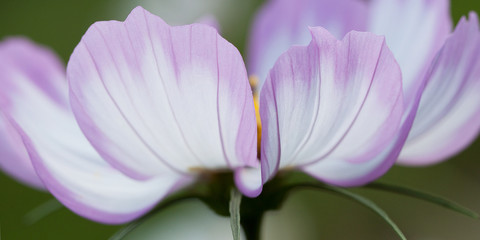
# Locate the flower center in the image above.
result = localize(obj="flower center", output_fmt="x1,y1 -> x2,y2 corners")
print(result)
249,76 -> 262,157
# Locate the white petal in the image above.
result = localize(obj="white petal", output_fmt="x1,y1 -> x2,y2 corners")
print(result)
68,7 -> 257,179
260,28 -> 403,185
0,37 -> 189,224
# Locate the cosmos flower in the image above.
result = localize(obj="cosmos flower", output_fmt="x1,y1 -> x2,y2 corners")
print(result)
0,7 -> 258,223
1,6 -> 405,223
249,0 -> 480,168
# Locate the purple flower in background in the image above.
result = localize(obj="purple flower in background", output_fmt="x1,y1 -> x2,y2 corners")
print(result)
399,14 -> 480,165
249,0 -> 480,166
2,6 -> 406,223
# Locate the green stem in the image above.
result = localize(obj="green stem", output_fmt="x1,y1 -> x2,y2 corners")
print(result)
277,183 -> 407,240
230,188 -> 242,240
24,198 -> 63,225
240,213 -> 263,240
364,182 -> 479,219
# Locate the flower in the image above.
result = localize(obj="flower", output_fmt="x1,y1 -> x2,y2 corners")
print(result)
249,0 -> 480,167
2,6 -> 405,223
0,7 -> 258,224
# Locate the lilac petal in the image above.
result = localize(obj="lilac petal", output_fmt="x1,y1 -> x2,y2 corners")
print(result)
303,88 -> 424,186
0,64 -> 189,223
0,37 -> 67,189
0,113 -> 43,189
260,27 -> 403,185
0,38 -> 68,106
248,0 -> 368,90
0,37 -> 191,224
67,7 -> 257,180
399,13 -> 480,165
367,0 -> 452,103
235,164 -> 262,197
14,121 -> 190,224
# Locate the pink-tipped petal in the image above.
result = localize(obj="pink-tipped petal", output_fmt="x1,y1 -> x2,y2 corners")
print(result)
303,94 -> 423,186
0,59 -> 189,223
0,38 -> 68,107
0,37 -> 66,189
67,7 -> 257,180
399,13 -> 480,165
235,164 -> 262,198
14,119 -> 189,224
0,113 -> 42,189
0,37 -> 191,224
260,27 -> 403,185
248,0 -> 368,90
367,0 -> 452,103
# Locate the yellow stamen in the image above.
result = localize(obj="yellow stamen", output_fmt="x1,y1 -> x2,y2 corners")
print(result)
249,75 -> 262,156
249,75 -> 259,93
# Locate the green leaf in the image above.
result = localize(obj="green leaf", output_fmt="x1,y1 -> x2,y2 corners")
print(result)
229,188 -> 242,240
24,198 -> 63,225
288,183 -> 407,240
365,182 -> 479,219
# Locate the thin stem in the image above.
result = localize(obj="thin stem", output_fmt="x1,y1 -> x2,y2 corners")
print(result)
229,188 -> 242,240
24,198 -> 63,225
365,182 -> 479,219
240,213 -> 263,240
280,183 -> 406,240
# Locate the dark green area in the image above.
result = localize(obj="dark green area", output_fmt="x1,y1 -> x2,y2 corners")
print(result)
1,0 -> 480,239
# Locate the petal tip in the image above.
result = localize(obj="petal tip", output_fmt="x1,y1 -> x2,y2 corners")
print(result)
235,167 -> 263,198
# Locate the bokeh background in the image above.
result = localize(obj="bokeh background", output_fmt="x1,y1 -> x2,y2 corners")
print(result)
1,0 -> 480,239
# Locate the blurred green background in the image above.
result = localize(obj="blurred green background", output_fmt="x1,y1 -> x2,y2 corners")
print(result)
1,0 -> 480,239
